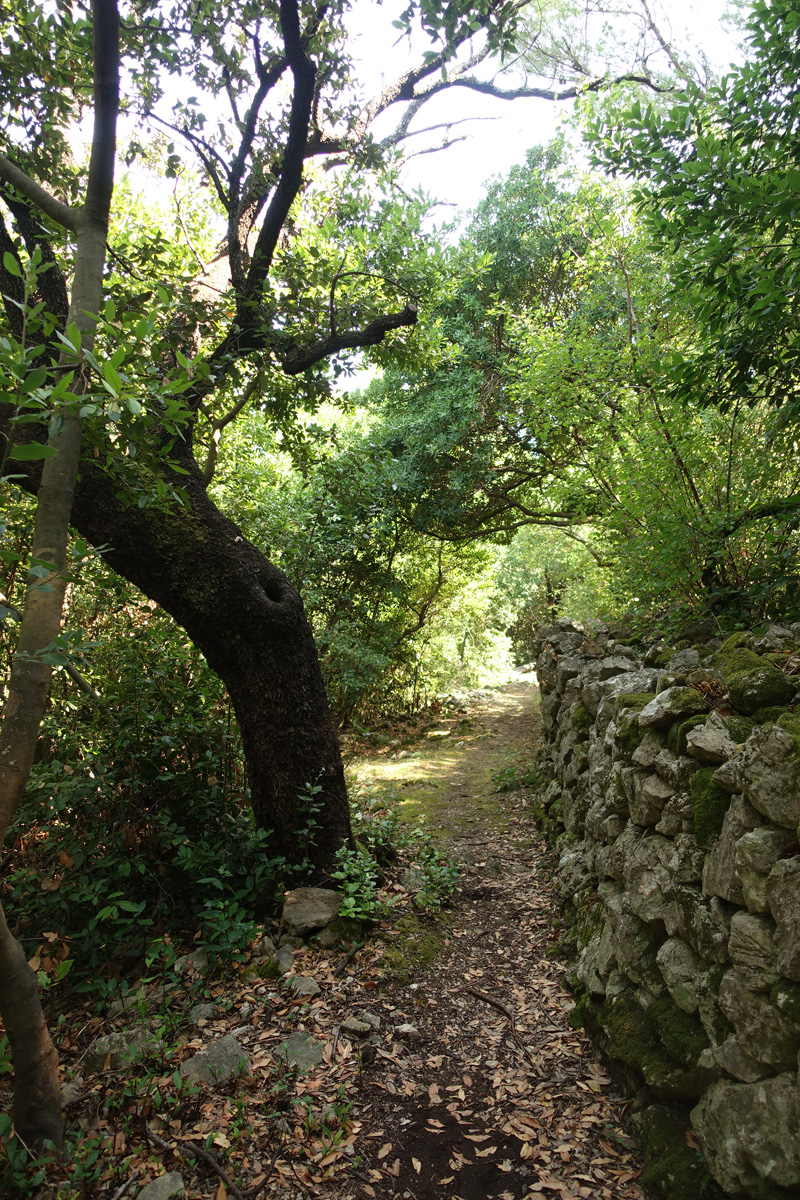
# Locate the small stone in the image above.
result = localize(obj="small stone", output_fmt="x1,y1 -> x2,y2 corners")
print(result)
735,828 -> 791,914
282,887 -> 342,937
84,1030 -> 161,1074
273,1033 -> 324,1071
686,712 -> 739,765
289,975 -> 321,998
180,1034 -> 251,1086
482,857 -> 503,879
395,1023 -> 421,1042
239,1002 -> 254,1019
273,945 -> 295,973
638,687 -> 708,729
189,1002 -> 217,1024
359,1011 -> 381,1030
253,934 -> 276,959
172,948 -> 208,976
340,1017 -> 371,1037
766,858 -> 800,982
137,1173 -> 184,1200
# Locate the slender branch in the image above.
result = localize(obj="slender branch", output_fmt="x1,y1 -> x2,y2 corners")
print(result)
202,374 -> 262,485
242,0 -> 317,309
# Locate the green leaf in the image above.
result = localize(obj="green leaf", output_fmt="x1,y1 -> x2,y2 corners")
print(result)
2,251 -> 21,278
9,443 -> 58,460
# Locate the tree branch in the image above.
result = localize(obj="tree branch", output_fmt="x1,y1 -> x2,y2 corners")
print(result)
0,156 -> 79,234
279,303 -> 418,375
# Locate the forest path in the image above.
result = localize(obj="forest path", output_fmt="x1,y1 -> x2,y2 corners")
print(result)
341,681 -> 648,1200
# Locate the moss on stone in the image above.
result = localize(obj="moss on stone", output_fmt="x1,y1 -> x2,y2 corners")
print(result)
649,997 -> 709,1068
598,993 -> 672,1081
776,711 -> 800,741
727,715 -> 755,743
690,768 -> 731,847
675,639 -> 692,651
770,980 -> 800,1029
668,714 -> 707,755
753,706 -> 789,725
654,648 -> 674,668
615,695 -> 651,755
639,1105 -> 725,1200
727,665 -> 794,714
572,700 -> 592,731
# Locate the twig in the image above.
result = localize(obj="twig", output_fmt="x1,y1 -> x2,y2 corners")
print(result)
245,1144 -> 282,1198
146,1126 -> 247,1200
110,1171 -> 141,1200
333,941 -> 364,978
462,985 -> 539,1073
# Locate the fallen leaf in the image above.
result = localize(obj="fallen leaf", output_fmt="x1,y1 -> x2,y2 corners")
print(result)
377,1143 -> 392,1159
412,1158 -> 421,1174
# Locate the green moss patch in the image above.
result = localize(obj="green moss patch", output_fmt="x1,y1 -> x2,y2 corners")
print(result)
649,997 -> 709,1068
616,695 -> 652,755
639,1104 -> 725,1200
690,768 -> 731,847
770,980 -> 800,1029
572,700 -> 592,731
379,912 -> 450,984
668,714 -> 707,755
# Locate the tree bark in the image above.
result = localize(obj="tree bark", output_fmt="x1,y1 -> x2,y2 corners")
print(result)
0,907 -> 62,1153
69,455 -> 354,877
0,0 -> 119,1153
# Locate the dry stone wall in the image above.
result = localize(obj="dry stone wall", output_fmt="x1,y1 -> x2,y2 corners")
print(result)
534,618 -> 800,1200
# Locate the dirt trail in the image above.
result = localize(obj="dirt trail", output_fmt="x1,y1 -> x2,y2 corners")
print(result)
343,680 -> 647,1200
26,683 -> 650,1200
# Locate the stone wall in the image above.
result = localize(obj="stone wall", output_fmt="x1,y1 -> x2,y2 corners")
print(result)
534,618 -> 800,1200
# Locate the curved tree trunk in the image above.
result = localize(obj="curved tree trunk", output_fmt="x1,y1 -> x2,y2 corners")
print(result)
69,456 -> 354,877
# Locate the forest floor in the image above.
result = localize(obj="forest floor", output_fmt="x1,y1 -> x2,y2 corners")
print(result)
9,680 -> 648,1200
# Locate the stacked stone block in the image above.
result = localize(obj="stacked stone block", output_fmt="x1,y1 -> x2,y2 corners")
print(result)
535,618 -> 800,1198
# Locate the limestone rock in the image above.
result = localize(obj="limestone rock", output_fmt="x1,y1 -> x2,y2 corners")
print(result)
656,791 -> 694,837
84,1030 -> 162,1073
693,1074 -> 800,1196
727,665 -> 793,714
180,1034 -> 251,1085
631,730 -> 667,769
189,1002 -> 218,1024
273,1033 -> 324,1071
669,647 -> 702,674
652,749 -> 699,791
686,712 -> 739,765
655,937 -> 702,1013
340,1017 -> 372,1038
395,1023 -> 421,1042
289,975 -> 321,998
172,948 -> 208,976
273,944 -> 295,973
765,858 -> 800,982
713,726 -> 800,829
735,827 -> 791,914
623,833 -> 679,930
674,889 -> 731,964
576,922 -> 616,994
630,772 -> 673,826
137,1173 -> 184,1200
282,888 -> 342,937
638,687 -> 708,729
702,795 -> 762,905
727,911 -> 779,991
